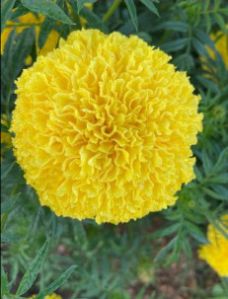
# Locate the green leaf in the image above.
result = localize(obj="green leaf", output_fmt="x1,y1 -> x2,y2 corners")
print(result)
21,0 -> 74,25
207,173 -> 228,184
154,237 -> 177,263
1,0 -> 17,31
76,0 -> 96,14
202,149 -> 213,174
203,187 -> 228,201
150,223 -> 180,239
140,0 -> 159,16
124,0 -> 138,31
161,38 -> 189,52
185,221 -> 208,243
152,21 -> 189,32
38,17 -> 57,49
80,7 -> 108,32
35,265 -> 77,299
1,266 -> 10,296
16,240 -> 49,296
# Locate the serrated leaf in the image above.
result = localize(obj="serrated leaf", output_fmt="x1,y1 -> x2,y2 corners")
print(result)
35,265 -> 77,299
21,0 -> 74,25
140,0 -> 159,16
124,0 -> 138,31
16,240 -> 49,296
1,0 -> 17,31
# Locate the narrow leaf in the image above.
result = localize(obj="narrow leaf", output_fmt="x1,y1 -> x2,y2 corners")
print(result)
162,38 -> 189,52
140,0 -> 159,16
124,0 -> 138,31
36,265 -> 77,299
1,266 -> 10,296
21,0 -> 74,25
1,0 -> 17,31
154,237 -> 177,263
16,240 -> 49,296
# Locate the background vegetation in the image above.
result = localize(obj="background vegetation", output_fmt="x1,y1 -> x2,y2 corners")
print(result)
1,0 -> 228,298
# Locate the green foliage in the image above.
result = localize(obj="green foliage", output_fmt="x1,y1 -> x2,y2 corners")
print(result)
1,0 -> 228,298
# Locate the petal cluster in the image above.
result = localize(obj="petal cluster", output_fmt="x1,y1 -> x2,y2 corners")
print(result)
11,29 -> 202,224
199,215 -> 228,277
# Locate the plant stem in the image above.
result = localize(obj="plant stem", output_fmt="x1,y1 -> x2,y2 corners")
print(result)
102,0 -> 122,22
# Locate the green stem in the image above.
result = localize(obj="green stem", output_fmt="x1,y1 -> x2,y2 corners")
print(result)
102,0 -> 122,22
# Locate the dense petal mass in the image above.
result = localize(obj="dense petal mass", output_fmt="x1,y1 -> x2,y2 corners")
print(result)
199,215 -> 228,277
11,29 -> 202,224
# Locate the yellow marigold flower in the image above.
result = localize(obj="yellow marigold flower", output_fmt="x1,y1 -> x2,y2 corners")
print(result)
1,12 -> 59,56
209,30 -> 228,68
198,215 -> 228,277
11,29 -> 202,224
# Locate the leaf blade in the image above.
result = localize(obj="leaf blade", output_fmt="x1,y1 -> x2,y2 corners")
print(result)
124,0 -> 138,31
140,0 -> 159,16
16,240 -> 49,296
21,0 -> 74,25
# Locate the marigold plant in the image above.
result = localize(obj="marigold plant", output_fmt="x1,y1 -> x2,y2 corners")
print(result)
11,29 -> 202,224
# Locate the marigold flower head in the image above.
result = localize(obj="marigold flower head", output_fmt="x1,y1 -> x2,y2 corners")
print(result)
198,215 -> 228,277
11,29 -> 202,224
1,12 -> 59,56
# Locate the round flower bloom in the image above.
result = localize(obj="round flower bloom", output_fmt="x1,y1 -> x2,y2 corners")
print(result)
209,30 -> 228,68
198,215 -> 228,277
11,29 -> 202,224
1,12 -> 59,56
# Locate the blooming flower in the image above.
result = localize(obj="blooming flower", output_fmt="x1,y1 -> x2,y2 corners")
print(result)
1,13 -> 59,56
198,215 -> 228,277
11,29 -> 202,224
